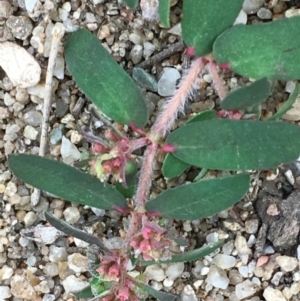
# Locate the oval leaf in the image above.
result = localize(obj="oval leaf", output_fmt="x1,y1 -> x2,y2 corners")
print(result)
182,0 -> 243,56
122,0 -> 139,8
141,241 -> 223,266
73,286 -> 93,298
158,0 -> 171,28
8,154 -> 128,210
162,110 -> 216,179
268,83 -> 300,121
146,174 -> 250,220
213,16 -> 300,80
65,29 -> 148,127
167,119 -> 300,170
221,77 -> 271,110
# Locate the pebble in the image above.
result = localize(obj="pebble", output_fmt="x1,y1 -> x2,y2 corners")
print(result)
68,253 -> 88,273
0,1 -> 12,18
0,286 -> 11,299
235,235 -> 251,255
206,265 -> 229,289
43,294 -> 56,301
23,110 -> 42,127
158,67 -> 180,96
234,9 -> 248,25
130,44 -> 143,64
50,126 -> 64,145
242,0 -> 264,14
271,271 -> 283,286
181,285 -> 197,301
238,265 -> 249,278
245,219 -> 259,234
143,41 -> 155,59
43,262 -> 59,277
25,0 -> 38,12
276,255 -> 298,272
23,125 -> 38,140
10,274 -> 37,299
53,54 -> 65,79
165,262 -> 184,280
24,211 -> 37,226
228,269 -> 243,285
144,265 -> 166,282
61,136 -> 81,164
222,240 -> 234,255
62,275 -> 89,293
257,7 -> 272,19
49,245 -> 68,263
132,67 -> 158,92
235,279 -> 259,299
63,207 -> 80,224
168,23 -> 181,36
0,42 -> 41,88
6,16 -> 33,40
263,287 -> 286,301
0,265 -> 13,280
212,254 -> 237,270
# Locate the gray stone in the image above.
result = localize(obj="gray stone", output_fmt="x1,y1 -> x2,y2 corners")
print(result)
50,126 -> 64,145
0,1 -> 12,19
23,110 -> 42,127
56,99 -> 69,117
61,136 -> 81,164
257,7 -> 272,19
132,67 -> 158,92
6,16 -> 33,40
242,0 -> 264,14
158,67 -> 180,97
130,44 -> 143,64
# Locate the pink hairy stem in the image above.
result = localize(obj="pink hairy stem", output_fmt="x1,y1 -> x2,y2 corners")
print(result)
207,59 -> 227,100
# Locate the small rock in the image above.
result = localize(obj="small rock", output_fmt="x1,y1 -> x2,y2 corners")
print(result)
23,125 -> 38,140
235,235 -> 251,255
129,32 -> 142,45
63,207 -> 80,224
158,67 -> 180,97
238,265 -> 248,278
212,254 -> 237,270
165,262 -> 184,280
257,8 -> 272,19
235,280 -> 259,299
0,265 -> 13,280
10,274 -> 37,300
245,219 -> 259,234
43,262 -> 59,277
132,67 -> 158,92
0,42 -> 41,88
4,93 -> 15,106
181,285 -> 197,301
144,265 -> 166,282
68,253 -> 88,273
23,110 -> 42,127
271,271 -> 283,286
143,41 -> 155,59
206,265 -> 229,289
263,287 -> 286,301
62,275 -> 89,294
24,211 -> 37,226
53,54 -> 65,79
43,294 -> 56,301
50,126 -> 64,145
234,9 -> 248,25
168,23 -> 181,36
0,286 -> 11,299
276,255 -> 298,272
130,44 -> 143,64
0,1 -> 12,18
61,136 -> 81,164
6,16 -> 33,40
49,245 -> 68,263
25,0 -> 38,12
228,269 -> 243,285
242,0 -> 264,14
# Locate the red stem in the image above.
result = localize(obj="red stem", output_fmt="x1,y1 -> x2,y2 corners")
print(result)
207,59 -> 227,100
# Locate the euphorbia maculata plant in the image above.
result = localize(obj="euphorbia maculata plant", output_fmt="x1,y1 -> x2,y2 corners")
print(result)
8,0 -> 300,300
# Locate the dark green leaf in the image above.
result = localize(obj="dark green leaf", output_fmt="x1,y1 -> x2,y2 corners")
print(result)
8,154 -> 128,210
146,174 -> 249,220
158,0 -> 171,27
182,0 -> 243,56
167,119 -> 300,170
221,77 -> 271,110
268,83 -> 300,121
162,110 -> 216,179
44,212 -> 110,252
122,0 -> 139,9
141,241 -> 223,266
213,16 -> 300,80
135,280 -> 179,301
65,29 -> 148,127
116,160 -> 137,198
73,286 -> 93,298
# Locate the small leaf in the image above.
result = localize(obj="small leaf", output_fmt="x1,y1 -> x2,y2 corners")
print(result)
146,174 -> 249,220
221,77 -> 271,110
73,286 -> 93,298
213,16 -> 300,80
141,241 -> 223,266
268,83 -> 300,121
135,280 -> 179,301
158,0 -> 171,27
116,160 -> 137,198
167,119 -> 300,170
8,154 -> 128,210
65,29 -> 148,127
182,0 -> 243,56
162,110 -> 216,179
122,0 -> 139,9
45,212 -> 110,252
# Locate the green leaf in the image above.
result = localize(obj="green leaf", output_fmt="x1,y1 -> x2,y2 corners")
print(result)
162,110 -> 216,179
221,77 -> 271,110
73,286 -> 93,298
182,0 -> 243,56
268,83 -> 300,121
65,29 -> 148,127
8,154 -> 128,210
122,0 -> 139,9
141,241 -> 223,266
44,212 -> 110,252
135,280 -> 179,301
213,16 -> 300,80
158,0 -> 171,27
146,174 -> 249,220
116,160 -> 137,198
167,119 -> 300,170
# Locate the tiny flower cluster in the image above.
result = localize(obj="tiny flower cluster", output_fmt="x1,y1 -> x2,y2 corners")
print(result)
130,217 -> 172,261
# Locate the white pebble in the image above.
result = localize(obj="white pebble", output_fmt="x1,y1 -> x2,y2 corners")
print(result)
165,262 -> 184,280
276,255 -> 298,272
144,265 -> 166,282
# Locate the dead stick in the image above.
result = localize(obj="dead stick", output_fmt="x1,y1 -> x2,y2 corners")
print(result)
31,23 -> 65,206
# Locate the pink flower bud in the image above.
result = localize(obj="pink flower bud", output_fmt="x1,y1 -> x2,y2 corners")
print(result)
142,226 -> 153,239
186,46 -> 195,57
117,287 -> 130,301
139,239 -> 152,253
108,263 -> 120,278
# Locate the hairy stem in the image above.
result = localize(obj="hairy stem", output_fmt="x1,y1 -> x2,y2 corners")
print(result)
207,59 -> 226,100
